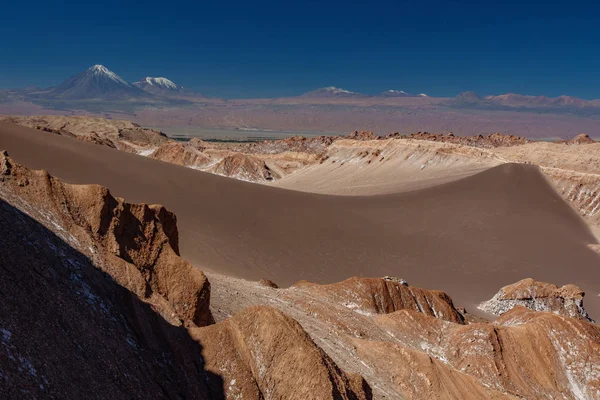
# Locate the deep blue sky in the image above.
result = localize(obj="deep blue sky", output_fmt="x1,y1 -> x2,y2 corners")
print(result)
1,0 -> 599,98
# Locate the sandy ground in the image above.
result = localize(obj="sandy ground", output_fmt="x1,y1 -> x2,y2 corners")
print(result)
1,121 -> 599,319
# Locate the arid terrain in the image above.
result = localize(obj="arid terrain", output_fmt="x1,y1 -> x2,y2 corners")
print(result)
1,116 -> 600,399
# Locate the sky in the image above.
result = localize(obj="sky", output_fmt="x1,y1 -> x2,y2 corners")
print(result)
0,0 -> 599,99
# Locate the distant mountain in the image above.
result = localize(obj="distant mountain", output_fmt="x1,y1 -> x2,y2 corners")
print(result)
301,86 -> 365,98
380,90 -> 411,97
44,65 -> 147,100
133,77 -> 205,99
453,91 -> 483,104
485,93 -> 599,108
133,77 -> 183,93
379,90 -> 429,98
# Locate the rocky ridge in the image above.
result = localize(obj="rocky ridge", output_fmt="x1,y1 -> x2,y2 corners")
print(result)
0,115 -> 169,153
209,272 -> 600,400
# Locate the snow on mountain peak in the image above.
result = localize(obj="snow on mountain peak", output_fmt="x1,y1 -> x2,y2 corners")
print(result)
323,86 -> 353,94
418,93 -> 428,97
87,65 -> 130,86
387,90 -> 408,95
142,77 -> 179,90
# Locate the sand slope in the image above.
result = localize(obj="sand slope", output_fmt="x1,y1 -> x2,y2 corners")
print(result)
1,122 -> 599,318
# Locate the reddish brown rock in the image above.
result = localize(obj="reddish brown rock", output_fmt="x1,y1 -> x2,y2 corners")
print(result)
213,153 -> 281,182
190,306 -> 371,400
372,306 -> 600,399
479,278 -> 593,322
0,151 -> 212,327
293,276 -> 465,323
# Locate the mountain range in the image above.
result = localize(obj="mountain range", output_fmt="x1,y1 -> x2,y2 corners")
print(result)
20,65 -> 199,102
3,64 -> 599,108
2,64 -> 600,139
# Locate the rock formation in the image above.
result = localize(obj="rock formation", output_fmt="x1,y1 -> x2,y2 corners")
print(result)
0,150 -> 212,327
0,115 -> 168,152
479,278 -> 593,322
213,153 -> 280,181
556,133 -> 596,145
209,271 -> 600,400
190,306 -> 371,400
389,131 -> 532,148
0,187 -> 218,399
293,276 -> 465,323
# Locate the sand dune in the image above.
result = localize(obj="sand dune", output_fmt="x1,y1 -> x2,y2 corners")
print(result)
1,122 -> 599,318
273,138 -> 502,194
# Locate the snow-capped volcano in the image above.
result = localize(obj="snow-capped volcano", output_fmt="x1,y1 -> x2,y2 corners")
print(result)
381,89 -> 411,97
88,65 -> 130,86
133,77 -> 183,92
47,64 -> 146,100
302,86 -> 364,98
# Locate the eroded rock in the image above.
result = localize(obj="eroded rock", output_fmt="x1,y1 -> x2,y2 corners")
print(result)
189,306 -> 371,400
478,278 -> 593,322
0,151 -> 212,327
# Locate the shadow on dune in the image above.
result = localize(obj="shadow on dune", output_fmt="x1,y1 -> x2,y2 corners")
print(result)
0,199 -> 225,399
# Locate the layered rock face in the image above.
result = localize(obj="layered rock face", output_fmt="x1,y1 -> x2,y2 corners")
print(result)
0,150 -> 212,327
479,278 -> 593,322
0,189 -> 217,399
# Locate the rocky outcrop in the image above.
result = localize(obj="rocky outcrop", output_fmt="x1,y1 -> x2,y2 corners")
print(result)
0,115 -> 168,151
212,135 -> 335,155
556,133 -> 596,145
479,278 -> 593,322
150,141 -> 213,168
371,306 -> 600,399
190,306 -> 371,400
352,337 -> 515,399
0,151 -> 212,327
258,278 -> 279,288
346,131 -> 380,141
0,186 -> 218,399
213,153 -> 280,182
293,276 -> 465,323
389,132 -> 531,148
210,272 -> 600,400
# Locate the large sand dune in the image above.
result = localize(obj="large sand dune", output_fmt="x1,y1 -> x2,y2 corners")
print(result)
1,122 -> 599,317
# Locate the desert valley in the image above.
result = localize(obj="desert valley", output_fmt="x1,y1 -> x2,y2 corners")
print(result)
1,109 -> 600,399
6,0 -> 600,395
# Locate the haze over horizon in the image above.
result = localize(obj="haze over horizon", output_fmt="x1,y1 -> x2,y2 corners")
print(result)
1,0 -> 599,99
